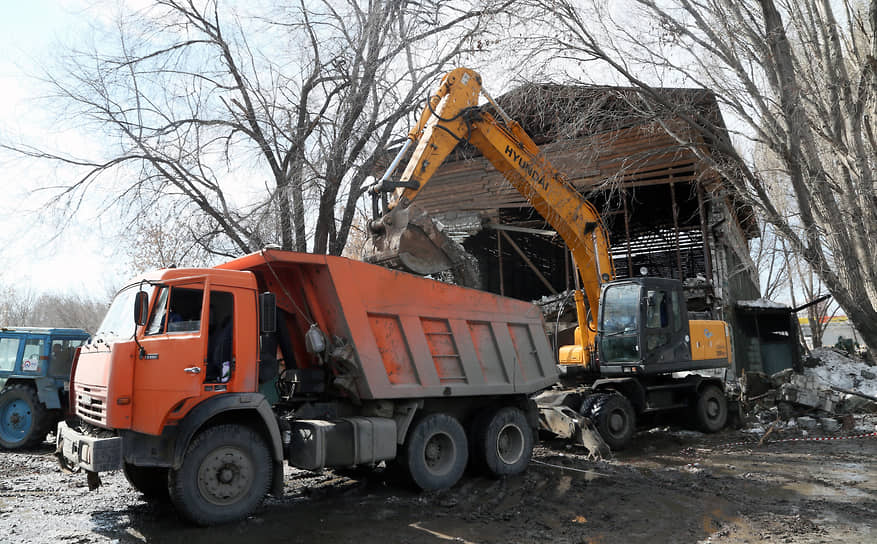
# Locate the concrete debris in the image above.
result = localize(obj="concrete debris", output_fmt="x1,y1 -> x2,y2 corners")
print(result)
819,418 -> 842,432
795,416 -> 819,431
740,348 -> 877,433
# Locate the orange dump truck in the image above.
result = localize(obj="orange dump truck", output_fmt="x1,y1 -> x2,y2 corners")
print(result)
56,249 -> 557,525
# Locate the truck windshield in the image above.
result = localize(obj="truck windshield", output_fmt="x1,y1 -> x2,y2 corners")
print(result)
599,283 -> 640,363
95,285 -> 141,341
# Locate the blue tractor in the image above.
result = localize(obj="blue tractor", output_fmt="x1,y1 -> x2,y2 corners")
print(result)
0,327 -> 90,449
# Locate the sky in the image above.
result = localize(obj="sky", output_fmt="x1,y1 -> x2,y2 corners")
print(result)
0,1 -> 127,299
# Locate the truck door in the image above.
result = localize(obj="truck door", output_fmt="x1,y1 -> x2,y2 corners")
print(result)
133,283 -> 207,435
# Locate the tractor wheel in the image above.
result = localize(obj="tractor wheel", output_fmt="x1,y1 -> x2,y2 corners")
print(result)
0,383 -> 50,450
403,413 -> 468,491
695,384 -> 728,433
471,406 -> 533,478
586,393 -> 636,451
169,424 -> 272,526
124,463 -> 170,502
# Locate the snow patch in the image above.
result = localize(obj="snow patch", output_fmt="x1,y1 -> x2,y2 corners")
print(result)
737,298 -> 789,309
805,347 -> 877,398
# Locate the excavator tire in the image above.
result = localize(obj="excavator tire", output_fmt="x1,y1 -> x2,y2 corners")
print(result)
578,393 -> 602,420
694,384 -> 728,433
585,393 -> 635,451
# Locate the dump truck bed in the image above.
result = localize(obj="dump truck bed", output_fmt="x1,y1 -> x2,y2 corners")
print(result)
220,250 -> 558,400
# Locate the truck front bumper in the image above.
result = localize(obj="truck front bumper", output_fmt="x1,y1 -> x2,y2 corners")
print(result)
56,421 -> 123,473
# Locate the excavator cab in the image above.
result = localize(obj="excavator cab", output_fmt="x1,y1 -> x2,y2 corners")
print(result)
597,277 -> 729,376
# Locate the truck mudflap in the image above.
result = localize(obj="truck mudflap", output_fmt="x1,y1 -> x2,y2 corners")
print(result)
55,421 -> 122,474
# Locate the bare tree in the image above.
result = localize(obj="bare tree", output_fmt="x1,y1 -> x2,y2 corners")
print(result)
750,222 -> 789,300
518,0 -> 877,355
29,294 -> 108,334
0,284 -> 106,333
0,284 -> 38,326
7,0 -> 507,259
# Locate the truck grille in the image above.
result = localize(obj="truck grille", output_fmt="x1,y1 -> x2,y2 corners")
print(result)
76,386 -> 108,426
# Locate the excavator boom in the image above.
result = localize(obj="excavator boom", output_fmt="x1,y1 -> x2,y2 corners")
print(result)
366,68 -> 614,348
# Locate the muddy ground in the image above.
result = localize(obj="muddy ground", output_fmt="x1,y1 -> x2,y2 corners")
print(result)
1,419 -> 875,544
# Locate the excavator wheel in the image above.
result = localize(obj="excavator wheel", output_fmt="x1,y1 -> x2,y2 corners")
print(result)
694,384 -> 728,433
584,393 -> 636,451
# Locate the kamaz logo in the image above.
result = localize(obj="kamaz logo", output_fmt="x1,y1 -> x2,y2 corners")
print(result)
505,145 -> 549,190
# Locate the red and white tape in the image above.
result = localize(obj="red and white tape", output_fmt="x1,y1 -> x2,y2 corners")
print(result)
712,431 -> 877,449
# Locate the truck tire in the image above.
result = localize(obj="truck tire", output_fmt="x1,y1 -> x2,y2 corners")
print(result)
0,383 -> 51,450
168,424 -> 272,526
403,413 -> 468,491
586,393 -> 635,451
695,384 -> 728,433
472,407 -> 533,478
124,463 -> 170,502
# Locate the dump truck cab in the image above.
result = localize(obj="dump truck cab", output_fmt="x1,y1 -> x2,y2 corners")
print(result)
71,268 -> 266,437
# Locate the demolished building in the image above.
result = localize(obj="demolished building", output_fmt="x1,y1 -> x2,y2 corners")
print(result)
408,83 -> 783,377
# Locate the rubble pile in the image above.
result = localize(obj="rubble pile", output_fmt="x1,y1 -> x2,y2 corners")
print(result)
740,347 -> 877,433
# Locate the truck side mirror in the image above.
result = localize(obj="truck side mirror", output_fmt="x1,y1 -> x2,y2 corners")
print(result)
134,291 -> 149,326
260,292 -> 276,334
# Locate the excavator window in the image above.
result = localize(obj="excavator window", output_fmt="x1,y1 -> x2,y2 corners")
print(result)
599,284 -> 640,363
646,291 -> 669,329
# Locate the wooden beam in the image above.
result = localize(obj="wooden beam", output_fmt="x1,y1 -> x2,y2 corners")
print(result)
498,230 -> 557,295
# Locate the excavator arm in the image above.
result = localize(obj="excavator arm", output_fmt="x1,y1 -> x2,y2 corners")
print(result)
366,67 -> 614,357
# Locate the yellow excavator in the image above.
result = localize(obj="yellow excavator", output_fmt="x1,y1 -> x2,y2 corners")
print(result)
366,68 -> 732,449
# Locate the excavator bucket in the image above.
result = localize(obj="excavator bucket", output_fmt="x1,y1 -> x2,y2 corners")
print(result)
364,204 -> 480,288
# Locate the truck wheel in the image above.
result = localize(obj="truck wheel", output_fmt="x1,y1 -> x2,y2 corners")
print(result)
472,407 -> 533,477
124,463 -> 170,502
0,384 -> 50,450
695,385 -> 728,433
403,413 -> 468,491
587,393 -> 635,451
169,424 -> 272,526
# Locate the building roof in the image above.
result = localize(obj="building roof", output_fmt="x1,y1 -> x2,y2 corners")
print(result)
415,83 -> 758,238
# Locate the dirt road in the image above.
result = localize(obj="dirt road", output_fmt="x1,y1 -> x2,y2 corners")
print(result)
2,419 -> 874,544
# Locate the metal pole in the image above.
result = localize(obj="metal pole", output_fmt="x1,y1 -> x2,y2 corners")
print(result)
622,188 -> 633,277
669,180 -> 684,279
697,182 -> 713,282
497,230 -> 505,296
